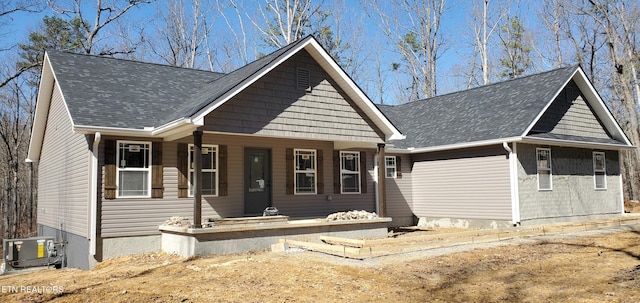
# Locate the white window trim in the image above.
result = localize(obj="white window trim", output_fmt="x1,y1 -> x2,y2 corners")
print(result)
340,151 -> 361,194
116,140 -> 152,198
536,148 -> 552,191
188,144 -> 219,197
385,156 -> 397,179
593,151 -> 607,190
294,149 -> 317,195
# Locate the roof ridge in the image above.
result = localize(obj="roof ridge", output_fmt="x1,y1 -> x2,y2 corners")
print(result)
46,49 -> 226,76
395,65 -> 578,108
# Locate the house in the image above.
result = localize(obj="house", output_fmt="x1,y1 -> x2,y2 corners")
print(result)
27,34 -> 632,269
379,65 -> 633,228
27,36 -> 404,269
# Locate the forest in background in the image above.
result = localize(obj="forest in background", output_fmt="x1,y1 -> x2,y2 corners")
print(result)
0,0 -> 638,241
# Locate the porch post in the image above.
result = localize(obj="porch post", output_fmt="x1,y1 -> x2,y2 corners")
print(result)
377,143 -> 387,217
193,130 -> 203,228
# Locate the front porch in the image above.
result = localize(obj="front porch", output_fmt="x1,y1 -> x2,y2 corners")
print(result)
159,215 -> 391,258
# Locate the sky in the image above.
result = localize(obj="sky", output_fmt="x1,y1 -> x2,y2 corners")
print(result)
0,0 -> 543,103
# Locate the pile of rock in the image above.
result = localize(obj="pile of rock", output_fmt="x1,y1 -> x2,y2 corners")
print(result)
164,216 -> 191,227
326,210 -> 379,221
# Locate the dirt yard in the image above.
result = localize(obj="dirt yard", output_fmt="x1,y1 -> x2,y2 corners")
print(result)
2,224 -> 640,303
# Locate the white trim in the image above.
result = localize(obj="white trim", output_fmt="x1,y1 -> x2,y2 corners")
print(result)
339,151 -> 361,194
503,142 -> 520,225
521,136 -> 633,150
74,125 -> 152,136
302,39 -> 405,141
27,53 -> 57,162
384,156 -> 397,179
89,132 -> 101,256
522,68 -> 578,136
401,137 -> 524,154
190,37 -> 404,142
115,140 -> 152,198
294,148 -> 317,195
536,147 -> 552,191
188,144 -> 219,197
593,151 -> 607,190
521,66 -> 632,147
572,68 -> 632,146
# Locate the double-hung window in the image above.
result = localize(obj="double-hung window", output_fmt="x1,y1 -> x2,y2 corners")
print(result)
117,141 -> 151,197
189,144 -> 218,196
385,156 -> 397,178
536,148 -> 552,190
340,151 -> 360,193
593,151 -> 606,190
295,149 -> 316,194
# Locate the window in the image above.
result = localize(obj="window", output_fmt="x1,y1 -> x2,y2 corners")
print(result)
537,148 -> 552,190
594,151 -> 606,190
340,151 -> 361,193
295,149 -> 316,194
385,156 -> 397,178
117,141 -> 151,197
189,145 -> 218,196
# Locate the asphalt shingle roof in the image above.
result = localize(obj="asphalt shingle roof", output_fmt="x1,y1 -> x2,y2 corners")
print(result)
47,50 -> 225,129
379,66 -> 585,149
46,36 -> 313,130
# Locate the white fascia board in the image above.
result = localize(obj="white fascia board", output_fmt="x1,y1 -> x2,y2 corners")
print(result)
191,37 -> 404,142
73,125 -> 152,137
190,38 -> 314,124
521,136 -> 635,150
401,137 -> 523,154
27,53 -> 55,162
521,67 -> 577,137
520,66 -> 632,147
571,68 -> 633,146
304,39 -> 405,141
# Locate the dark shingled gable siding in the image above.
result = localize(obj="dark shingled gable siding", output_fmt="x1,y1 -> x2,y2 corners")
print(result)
201,50 -> 385,142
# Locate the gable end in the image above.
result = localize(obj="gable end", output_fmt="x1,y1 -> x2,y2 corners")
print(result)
529,80 -> 611,140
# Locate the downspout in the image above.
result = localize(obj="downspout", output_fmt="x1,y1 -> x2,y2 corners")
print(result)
90,132 -> 101,256
503,142 -> 521,226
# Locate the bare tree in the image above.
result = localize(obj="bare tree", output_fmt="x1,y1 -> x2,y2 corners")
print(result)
0,59 -> 36,239
363,0 -> 447,100
578,0 -> 640,200
145,0 -> 218,69
251,0 -> 320,48
472,0 -> 508,85
47,0 -> 156,55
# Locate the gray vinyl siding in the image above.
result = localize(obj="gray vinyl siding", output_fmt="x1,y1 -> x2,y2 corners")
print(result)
517,144 -> 622,224
410,145 -> 512,220
37,83 -> 91,238
530,80 -> 610,139
100,134 -> 377,238
385,154 -> 413,218
202,50 -> 384,142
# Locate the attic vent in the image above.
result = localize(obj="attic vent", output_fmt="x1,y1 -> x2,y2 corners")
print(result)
296,68 -> 311,92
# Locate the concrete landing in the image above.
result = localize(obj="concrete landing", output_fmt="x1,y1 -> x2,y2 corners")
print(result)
159,217 -> 391,258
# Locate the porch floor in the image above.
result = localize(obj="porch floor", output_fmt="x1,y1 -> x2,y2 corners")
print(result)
159,216 -> 391,258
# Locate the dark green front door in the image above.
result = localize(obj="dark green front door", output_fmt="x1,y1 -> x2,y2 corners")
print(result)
244,148 -> 272,215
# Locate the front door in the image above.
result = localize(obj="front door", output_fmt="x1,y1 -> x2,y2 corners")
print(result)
244,148 -> 272,215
